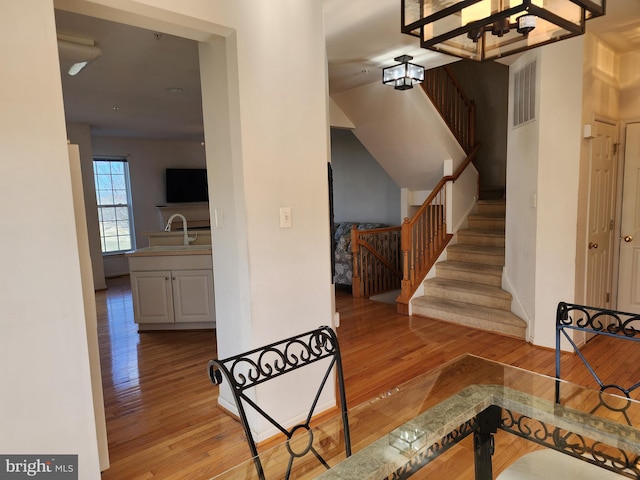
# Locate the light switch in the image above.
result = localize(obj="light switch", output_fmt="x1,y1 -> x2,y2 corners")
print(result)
214,208 -> 224,228
280,207 -> 292,228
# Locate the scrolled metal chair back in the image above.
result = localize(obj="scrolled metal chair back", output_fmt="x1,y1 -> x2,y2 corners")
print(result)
208,325 -> 351,479
555,301 -> 640,424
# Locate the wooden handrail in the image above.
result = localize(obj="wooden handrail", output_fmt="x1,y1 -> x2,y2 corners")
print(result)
421,65 -> 476,154
411,143 -> 480,223
396,145 -> 480,314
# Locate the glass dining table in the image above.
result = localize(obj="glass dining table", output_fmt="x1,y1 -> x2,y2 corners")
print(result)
210,354 -> 640,479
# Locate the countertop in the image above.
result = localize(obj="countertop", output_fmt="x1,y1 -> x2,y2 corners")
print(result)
126,245 -> 212,257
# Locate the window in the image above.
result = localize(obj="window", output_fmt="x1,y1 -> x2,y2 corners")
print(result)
93,158 -> 135,254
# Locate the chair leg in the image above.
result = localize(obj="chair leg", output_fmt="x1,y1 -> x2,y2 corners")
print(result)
474,406 -> 500,480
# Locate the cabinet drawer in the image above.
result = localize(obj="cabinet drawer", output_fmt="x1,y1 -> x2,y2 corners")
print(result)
128,254 -> 212,272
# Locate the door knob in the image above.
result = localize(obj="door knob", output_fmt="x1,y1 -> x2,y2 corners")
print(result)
588,242 -> 598,249
622,235 -> 633,243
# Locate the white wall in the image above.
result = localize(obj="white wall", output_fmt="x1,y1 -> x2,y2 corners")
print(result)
620,50 -> 640,120
0,2 -> 100,477
505,38 -> 583,348
0,0 -> 339,469
505,50 -> 540,336
534,38 -> 583,348
330,128 -> 401,225
333,81 -> 466,189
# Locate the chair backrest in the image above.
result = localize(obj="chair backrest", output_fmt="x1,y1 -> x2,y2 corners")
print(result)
208,325 -> 351,479
555,301 -> 640,423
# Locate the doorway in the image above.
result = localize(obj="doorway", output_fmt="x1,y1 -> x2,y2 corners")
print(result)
585,119 -> 617,310
54,2 -> 226,472
617,122 -> 640,313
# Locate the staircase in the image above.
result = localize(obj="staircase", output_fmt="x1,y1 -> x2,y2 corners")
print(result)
411,200 -> 527,339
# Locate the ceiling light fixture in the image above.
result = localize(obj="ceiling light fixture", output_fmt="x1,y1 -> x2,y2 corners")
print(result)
57,33 -> 102,76
401,0 -> 606,62
382,55 -> 425,90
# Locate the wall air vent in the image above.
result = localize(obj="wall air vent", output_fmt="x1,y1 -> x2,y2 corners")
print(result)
513,60 -> 536,127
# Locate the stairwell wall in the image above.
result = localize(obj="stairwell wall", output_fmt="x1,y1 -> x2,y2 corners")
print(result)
505,49 -> 540,340
330,128 -> 401,225
447,60 -> 509,193
505,38 -> 583,348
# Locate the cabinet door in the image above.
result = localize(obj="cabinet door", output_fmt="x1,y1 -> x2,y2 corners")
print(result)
171,269 -> 215,323
131,271 -> 174,324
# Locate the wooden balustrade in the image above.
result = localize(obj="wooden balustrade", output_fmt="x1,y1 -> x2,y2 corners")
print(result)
422,66 -> 476,154
396,145 -> 480,314
351,226 -> 402,298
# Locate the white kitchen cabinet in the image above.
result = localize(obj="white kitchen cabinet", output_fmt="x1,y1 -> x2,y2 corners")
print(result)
171,269 -> 214,323
131,270 -> 174,324
128,249 -> 215,330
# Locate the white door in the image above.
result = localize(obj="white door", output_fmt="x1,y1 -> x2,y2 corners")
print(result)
172,269 -> 215,323
617,123 -> 640,313
586,120 -> 617,309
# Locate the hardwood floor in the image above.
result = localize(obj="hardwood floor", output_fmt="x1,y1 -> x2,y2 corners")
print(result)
97,277 -> 639,479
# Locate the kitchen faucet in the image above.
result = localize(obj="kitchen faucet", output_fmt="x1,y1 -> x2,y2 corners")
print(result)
164,213 -> 196,246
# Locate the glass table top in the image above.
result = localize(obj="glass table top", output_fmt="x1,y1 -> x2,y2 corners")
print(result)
209,354 -> 640,479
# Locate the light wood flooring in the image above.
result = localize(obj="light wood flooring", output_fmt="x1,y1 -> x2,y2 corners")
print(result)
97,277 -> 640,479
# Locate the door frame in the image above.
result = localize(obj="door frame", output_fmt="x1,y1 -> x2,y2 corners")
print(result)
613,118 -> 640,310
578,112 -> 624,308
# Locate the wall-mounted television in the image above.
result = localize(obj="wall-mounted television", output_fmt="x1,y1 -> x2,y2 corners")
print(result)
165,168 -> 208,203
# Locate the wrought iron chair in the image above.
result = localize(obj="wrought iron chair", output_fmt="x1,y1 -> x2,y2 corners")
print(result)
207,325 -> 351,479
498,302 -> 640,479
556,301 -> 640,424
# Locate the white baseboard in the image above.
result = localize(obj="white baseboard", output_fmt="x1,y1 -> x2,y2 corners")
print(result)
502,272 -> 532,341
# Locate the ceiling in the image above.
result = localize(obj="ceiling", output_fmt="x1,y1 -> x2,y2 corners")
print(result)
55,1 -> 640,143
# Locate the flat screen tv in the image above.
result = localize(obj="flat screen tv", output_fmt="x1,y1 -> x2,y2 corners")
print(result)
165,168 -> 208,203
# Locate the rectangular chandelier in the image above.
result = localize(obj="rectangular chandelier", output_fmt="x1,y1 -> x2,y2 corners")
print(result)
382,55 -> 426,90
401,0 -> 606,62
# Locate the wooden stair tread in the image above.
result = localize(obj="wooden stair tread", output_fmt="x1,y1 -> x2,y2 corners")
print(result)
412,297 -> 526,338
437,260 -> 502,276
423,277 -> 512,300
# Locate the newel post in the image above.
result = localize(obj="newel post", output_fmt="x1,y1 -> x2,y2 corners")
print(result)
396,218 -> 411,315
351,226 -> 361,298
